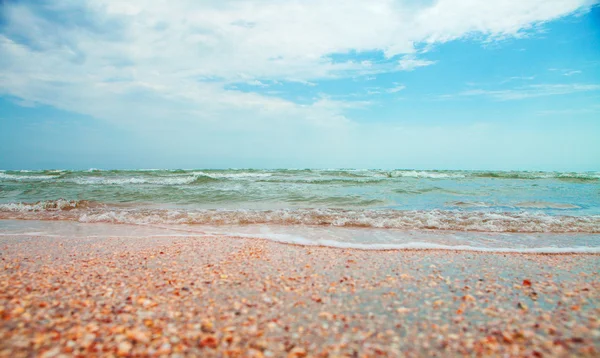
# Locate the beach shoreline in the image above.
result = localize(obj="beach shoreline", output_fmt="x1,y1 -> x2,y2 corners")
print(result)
1,232 -> 599,357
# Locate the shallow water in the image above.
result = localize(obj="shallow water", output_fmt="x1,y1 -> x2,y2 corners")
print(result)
1,169 -> 599,252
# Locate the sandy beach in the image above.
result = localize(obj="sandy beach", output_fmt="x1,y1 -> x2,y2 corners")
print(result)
1,233 -> 598,357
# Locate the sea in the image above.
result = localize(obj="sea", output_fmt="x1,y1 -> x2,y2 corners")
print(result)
1,169 -> 599,253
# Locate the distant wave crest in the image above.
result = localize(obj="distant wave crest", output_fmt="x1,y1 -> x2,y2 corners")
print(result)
0,169 -> 598,184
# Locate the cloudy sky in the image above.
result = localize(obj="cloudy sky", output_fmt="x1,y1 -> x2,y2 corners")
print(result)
1,0 -> 599,170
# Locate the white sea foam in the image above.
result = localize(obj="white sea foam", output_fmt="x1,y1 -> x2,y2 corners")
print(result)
445,201 -> 581,210
388,170 -> 467,179
1,219 -> 598,254
59,172 -> 270,185
514,201 -> 581,209
0,199 -> 83,211
1,170 -> 598,187
191,171 -> 272,179
445,201 -> 493,208
1,202 -> 598,233
0,173 -> 58,181
65,176 -> 199,186
235,234 -> 600,253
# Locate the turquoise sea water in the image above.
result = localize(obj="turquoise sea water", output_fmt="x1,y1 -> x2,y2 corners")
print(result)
1,169 -> 599,252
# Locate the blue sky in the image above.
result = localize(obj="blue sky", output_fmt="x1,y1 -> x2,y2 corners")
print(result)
1,0 -> 599,171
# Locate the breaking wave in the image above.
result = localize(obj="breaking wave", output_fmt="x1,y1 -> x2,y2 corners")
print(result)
0,172 -> 61,181
237,236 -> 600,254
0,169 -> 599,184
1,200 -> 598,234
64,174 -> 221,186
445,201 -> 582,210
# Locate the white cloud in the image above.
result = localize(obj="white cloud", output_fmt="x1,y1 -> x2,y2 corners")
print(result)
549,68 -> 584,76
287,79 -> 318,87
0,0 -> 596,143
536,106 -> 600,116
386,84 -> 407,93
247,80 -> 269,87
501,76 -> 535,83
449,83 -> 600,101
397,55 -> 436,71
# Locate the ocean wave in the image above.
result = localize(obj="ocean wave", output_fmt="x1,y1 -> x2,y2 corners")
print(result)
445,201 -> 493,208
256,178 -> 386,185
0,199 -> 99,212
0,172 -> 62,181
381,170 -> 599,181
1,169 -> 599,184
472,171 -> 600,181
2,220 -> 598,254
445,201 -> 581,210
59,172 -> 226,185
232,235 -> 600,253
64,175 -> 206,186
514,201 -> 581,210
1,201 -> 598,233
386,170 -> 466,179
374,170 -> 598,181
190,171 -> 273,180
58,172 -> 267,185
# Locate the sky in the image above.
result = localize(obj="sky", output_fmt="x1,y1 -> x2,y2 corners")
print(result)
1,0 -> 599,171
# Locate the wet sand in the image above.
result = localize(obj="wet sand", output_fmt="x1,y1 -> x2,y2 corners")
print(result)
1,234 -> 599,357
